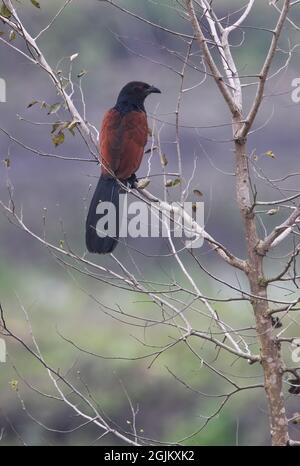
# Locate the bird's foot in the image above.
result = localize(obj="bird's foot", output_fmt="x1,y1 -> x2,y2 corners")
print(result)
127,173 -> 138,188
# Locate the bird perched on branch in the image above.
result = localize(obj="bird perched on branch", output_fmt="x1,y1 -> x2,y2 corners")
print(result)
85,81 -> 161,254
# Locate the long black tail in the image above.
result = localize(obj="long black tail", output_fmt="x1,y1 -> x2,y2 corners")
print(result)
85,176 -> 120,254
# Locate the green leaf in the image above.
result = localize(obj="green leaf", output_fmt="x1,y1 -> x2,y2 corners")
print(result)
47,102 -> 61,115
0,4 -> 12,19
52,131 -> 65,147
165,178 -> 181,187
30,0 -> 41,8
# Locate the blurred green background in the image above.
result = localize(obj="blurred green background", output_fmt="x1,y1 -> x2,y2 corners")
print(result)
0,0 -> 300,445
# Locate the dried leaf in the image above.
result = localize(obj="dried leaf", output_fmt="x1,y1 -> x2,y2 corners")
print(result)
27,99 -> 38,108
51,122 -> 61,134
193,189 -> 203,198
292,413 -> 300,425
3,157 -> 10,168
77,69 -> 87,78
67,120 -> 79,135
60,77 -> 69,90
144,146 -> 157,154
267,208 -> 279,216
288,378 -> 300,395
8,29 -> 16,41
160,153 -> 168,166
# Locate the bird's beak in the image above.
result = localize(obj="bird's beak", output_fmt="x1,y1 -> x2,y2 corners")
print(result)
148,85 -> 161,94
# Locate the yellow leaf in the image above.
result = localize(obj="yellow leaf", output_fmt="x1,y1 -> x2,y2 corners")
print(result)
265,150 -> 276,159
52,131 -> 65,147
9,380 -> 18,391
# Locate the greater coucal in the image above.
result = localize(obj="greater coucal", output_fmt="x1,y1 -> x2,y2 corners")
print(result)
85,81 -> 161,254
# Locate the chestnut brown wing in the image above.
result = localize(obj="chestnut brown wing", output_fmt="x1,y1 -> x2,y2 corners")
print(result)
100,109 -> 148,179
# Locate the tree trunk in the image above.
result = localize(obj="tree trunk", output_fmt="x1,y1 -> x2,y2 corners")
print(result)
234,115 -> 289,446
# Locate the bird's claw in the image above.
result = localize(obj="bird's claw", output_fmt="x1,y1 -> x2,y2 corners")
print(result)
127,174 -> 138,188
